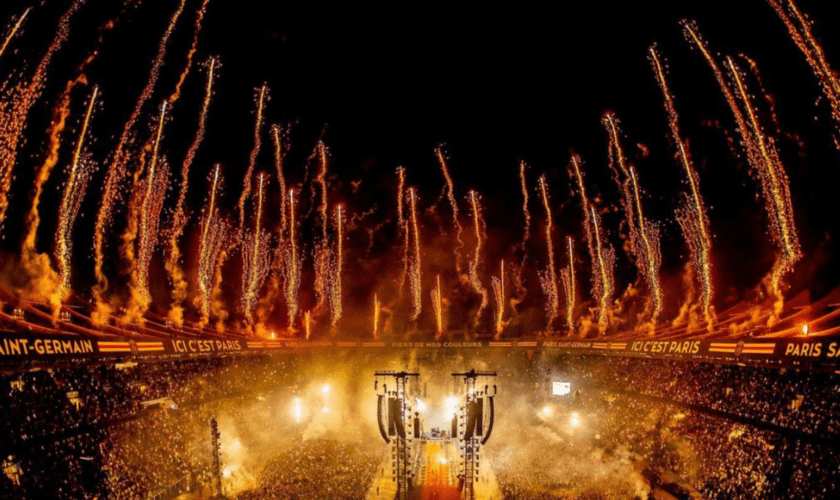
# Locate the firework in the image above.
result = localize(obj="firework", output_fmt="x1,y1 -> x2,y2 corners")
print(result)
237,84 -> 268,234
590,207 -> 615,333
54,86 -> 98,312
242,173 -> 270,326
329,205 -> 344,326
650,45 -> 714,324
272,125 -> 288,233
397,167 -> 408,292
0,8 -> 30,63
397,167 -> 406,231
0,0 -> 85,229
22,90 -> 73,262
570,155 -> 614,334
304,310 -> 312,339
313,141 -> 331,314
492,260 -> 505,338
468,190 -> 489,327
373,294 -> 381,339
436,147 -> 463,273
281,190 -> 301,328
168,0 -> 210,106
560,237 -> 576,334
408,188 -> 422,321
603,113 -> 662,321
681,21 -> 751,139
766,0 -> 840,147
511,161 -> 530,314
537,175 -> 559,332
166,57 -> 216,325
124,102 -> 170,325
727,56 -> 801,316
431,275 -> 444,339
197,165 -> 228,326
93,0 -> 187,317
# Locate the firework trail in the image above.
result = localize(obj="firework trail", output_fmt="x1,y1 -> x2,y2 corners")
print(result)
196,165 -> 228,327
492,260 -> 505,338
19,92 -> 73,311
237,84 -> 268,234
93,0 -> 187,318
560,237 -> 576,334
373,294 -> 381,339
0,8 -> 30,63
408,188 -> 422,321
168,0 -> 210,106
242,173 -> 270,326
431,275 -> 444,339
166,57 -> 216,325
329,205 -> 344,326
303,310 -> 312,339
650,45 -> 715,324
397,167 -> 406,230
570,155 -> 614,334
681,22 -> 751,140
281,190 -> 301,328
124,102 -> 170,325
272,125 -> 288,233
590,206 -> 615,333
209,249 -> 229,332
537,175 -> 559,332
467,190 -> 489,327
54,86 -> 98,313
315,141 -> 330,240
313,141 -> 331,315
629,167 -> 662,320
397,167 -> 408,292
766,0 -> 840,147
0,0 -> 86,230
436,147 -> 464,273
511,161 -> 530,314
22,0 -> 127,283
727,56 -> 801,316
604,113 -> 662,322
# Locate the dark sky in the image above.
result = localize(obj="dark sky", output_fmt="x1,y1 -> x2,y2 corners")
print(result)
1,0 -> 840,323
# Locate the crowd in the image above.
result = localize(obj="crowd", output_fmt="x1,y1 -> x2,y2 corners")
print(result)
490,354 -> 840,499
1,351 -> 840,499
235,439 -> 382,499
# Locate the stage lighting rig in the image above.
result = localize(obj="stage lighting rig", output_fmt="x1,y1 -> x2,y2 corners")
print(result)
374,371 -> 421,500
450,369 -> 497,500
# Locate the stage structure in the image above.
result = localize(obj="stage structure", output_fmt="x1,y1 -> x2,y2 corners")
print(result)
375,371 -> 421,500
210,417 -> 223,499
451,369 -> 497,500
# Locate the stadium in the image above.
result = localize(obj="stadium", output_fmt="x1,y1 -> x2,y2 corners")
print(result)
1,0 -> 840,498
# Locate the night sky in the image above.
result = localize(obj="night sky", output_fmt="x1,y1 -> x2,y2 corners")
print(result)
1,0 -> 839,331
